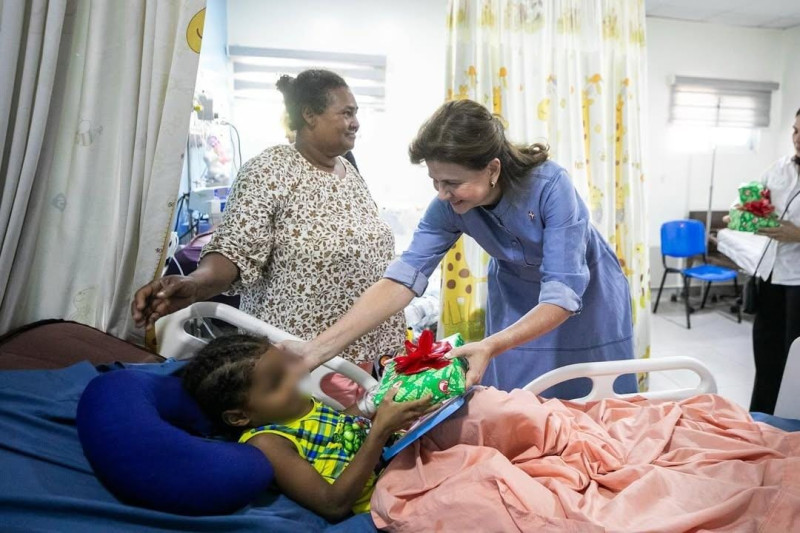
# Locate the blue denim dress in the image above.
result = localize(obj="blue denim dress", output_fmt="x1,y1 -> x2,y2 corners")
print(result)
384,161 -> 636,398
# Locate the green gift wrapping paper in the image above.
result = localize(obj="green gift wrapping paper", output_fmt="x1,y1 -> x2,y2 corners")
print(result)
737,182 -> 763,204
728,207 -> 779,232
373,333 -> 466,406
440,333 -> 465,349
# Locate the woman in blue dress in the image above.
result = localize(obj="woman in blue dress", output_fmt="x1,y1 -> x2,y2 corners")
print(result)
283,100 -> 636,399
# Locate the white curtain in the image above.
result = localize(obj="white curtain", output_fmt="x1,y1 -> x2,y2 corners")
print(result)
443,0 -> 651,387
0,0 -> 204,341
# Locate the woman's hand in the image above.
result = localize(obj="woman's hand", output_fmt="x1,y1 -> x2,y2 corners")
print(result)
757,221 -> 800,243
446,340 -> 495,388
371,385 -> 435,437
131,276 -> 200,328
130,254 -> 238,329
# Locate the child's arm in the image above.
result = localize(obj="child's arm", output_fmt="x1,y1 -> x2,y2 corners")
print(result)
341,404 -> 369,417
247,388 -> 432,521
342,385 -> 379,419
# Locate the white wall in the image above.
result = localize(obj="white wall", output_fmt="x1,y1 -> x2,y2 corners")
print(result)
778,25 -> 800,141
646,18 -> 792,249
196,0 -> 231,118
226,0 -> 449,209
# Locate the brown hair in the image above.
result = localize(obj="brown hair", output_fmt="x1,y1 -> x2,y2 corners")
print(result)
409,100 -> 549,190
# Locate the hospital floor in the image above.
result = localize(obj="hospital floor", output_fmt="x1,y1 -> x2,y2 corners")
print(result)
647,290 -> 755,409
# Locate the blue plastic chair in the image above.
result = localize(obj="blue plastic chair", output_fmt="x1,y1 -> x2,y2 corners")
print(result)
653,220 -> 741,328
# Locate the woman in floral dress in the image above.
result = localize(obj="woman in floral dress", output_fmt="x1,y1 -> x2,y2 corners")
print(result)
132,69 -> 404,369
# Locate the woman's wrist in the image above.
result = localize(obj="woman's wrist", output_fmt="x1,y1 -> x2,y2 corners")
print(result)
310,329 -> 353,364
307,337 -> 337,365
481,335 -> 508,359
184,274 -> 215,304
193,253 -> 239,297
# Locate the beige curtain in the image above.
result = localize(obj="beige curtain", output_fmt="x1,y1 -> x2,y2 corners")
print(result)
0,0 -> 73,330
0,0 -> 205,342
441,0 -> 651,388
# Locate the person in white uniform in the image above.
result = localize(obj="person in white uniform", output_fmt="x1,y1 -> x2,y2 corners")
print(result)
750,107 -> 800,414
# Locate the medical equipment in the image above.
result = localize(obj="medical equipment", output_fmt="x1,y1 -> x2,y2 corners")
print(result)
195,92 -> 214,121
187,119 -> 236,190
187,187 -> 228,227
177,111 -> 241,241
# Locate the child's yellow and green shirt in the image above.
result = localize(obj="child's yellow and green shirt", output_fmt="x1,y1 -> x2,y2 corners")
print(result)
239,399 -> 376,514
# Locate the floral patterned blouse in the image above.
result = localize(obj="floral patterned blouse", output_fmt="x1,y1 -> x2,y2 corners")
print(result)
201,144 -> 405,364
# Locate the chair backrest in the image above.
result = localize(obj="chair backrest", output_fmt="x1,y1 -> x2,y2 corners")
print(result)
775,337 -> 800,419
660,219 -> 706,258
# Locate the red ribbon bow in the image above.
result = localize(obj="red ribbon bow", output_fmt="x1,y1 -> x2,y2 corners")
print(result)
393,330 -> 452,375
740,188 -> 774,218
742,196 -> 774,218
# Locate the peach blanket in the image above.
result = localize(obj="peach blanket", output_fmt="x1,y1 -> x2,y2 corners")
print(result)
371,388 -> 800,532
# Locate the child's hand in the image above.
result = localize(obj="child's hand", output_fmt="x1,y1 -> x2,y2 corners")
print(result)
371,384 -> 436,437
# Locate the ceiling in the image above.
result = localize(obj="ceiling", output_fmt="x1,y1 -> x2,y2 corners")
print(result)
646,0 -> 800,29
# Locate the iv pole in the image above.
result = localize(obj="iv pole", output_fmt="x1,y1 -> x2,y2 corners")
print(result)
705,144 -> 717,246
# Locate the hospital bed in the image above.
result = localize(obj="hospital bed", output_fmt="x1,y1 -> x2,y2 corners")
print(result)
159,302 -> 800,417
157,302 -> 719,408
0,304 -> 795,533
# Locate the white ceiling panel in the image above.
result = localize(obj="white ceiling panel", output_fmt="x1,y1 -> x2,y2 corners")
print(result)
646,0 -> 800,29
760,15 -> 800,29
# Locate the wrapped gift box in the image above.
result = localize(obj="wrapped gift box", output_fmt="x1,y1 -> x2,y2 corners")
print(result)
737,182 -> 763,204
373,331 -> 466,407
728,182 -> 780,232
728,208 -> 779,232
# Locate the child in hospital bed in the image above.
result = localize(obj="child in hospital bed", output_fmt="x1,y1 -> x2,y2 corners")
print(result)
182,333 -> 434,521
183,334 -> 800,531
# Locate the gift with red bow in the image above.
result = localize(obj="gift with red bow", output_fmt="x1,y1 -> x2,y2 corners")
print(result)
728,182 -> 780,232
373,330 -> 467,406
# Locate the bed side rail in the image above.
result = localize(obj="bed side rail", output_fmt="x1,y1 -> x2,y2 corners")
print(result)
523,356 -> 717,402
155,302 -> 378,410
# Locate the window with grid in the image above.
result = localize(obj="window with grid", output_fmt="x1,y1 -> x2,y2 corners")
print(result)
229,46 -> 386,110
669,76 -> 779,128
227,46 -> 388,161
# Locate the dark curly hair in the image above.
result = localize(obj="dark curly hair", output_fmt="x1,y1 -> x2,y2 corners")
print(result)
276,69 -> 348,131
182,334 -> 272,430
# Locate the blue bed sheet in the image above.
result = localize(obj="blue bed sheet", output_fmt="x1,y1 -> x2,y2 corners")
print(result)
751,411 -> 800,432
0,361 -> 376,533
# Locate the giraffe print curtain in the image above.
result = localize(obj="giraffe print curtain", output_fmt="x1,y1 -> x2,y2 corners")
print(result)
440,0 -> 651,388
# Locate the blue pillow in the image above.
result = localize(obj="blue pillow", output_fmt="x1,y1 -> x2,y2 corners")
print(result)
76,369 -> 274,515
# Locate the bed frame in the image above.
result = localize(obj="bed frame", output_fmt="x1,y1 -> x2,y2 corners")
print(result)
156,302 -> 717,409
776,338 -> 800,419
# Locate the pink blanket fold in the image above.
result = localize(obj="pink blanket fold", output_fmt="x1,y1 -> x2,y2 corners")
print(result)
371,388 -> 800,532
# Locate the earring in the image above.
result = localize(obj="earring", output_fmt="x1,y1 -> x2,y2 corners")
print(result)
490,181 -> 496,188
